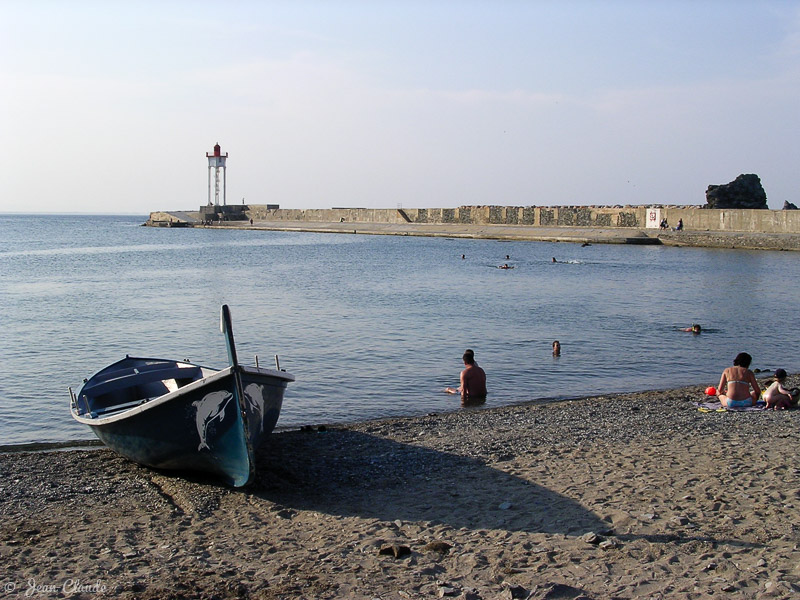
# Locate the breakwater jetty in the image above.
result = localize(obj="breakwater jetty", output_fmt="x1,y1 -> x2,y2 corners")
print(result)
146,205 -> 800,251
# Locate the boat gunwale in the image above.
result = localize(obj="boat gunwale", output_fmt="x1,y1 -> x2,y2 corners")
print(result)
72,361 -> 294,426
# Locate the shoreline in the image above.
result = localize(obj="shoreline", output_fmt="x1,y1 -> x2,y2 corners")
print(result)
0,370 -> 781,452
0,373 -> 763,452
200,220 -> 800,251
3,379 -> 800,599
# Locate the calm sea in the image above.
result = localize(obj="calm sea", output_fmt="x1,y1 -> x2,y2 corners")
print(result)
1,214 -> 798,445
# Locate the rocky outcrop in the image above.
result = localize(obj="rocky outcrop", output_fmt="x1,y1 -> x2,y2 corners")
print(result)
783,201 -> 798,210
705,174 -> 767,209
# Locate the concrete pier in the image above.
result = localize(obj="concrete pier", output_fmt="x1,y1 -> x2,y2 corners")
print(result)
146,205 -> 800,251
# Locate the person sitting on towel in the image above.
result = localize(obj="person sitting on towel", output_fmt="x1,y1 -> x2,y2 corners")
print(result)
717,352 -> 760,408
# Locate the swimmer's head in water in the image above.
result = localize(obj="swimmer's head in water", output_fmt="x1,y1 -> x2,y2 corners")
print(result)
692,324 -> 701,333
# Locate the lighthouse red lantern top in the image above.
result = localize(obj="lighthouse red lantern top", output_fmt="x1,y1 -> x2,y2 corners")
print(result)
206,142 -> 228,167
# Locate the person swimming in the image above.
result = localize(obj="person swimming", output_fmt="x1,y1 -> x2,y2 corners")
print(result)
680,324 -> 701,334
444,349 -> 487,403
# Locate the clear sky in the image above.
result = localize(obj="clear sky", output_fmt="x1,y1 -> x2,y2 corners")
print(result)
2,0 -> 798,214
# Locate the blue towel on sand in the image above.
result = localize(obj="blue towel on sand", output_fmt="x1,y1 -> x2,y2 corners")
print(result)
695,400 -> 765,412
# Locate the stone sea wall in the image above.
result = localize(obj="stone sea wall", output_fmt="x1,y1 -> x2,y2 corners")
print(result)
240,205 -> 800,234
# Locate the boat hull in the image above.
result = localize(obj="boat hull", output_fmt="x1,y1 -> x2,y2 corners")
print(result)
73,361 -> 292,487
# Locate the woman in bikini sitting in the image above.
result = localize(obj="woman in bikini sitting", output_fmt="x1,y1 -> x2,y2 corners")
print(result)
717,352 -> 761,408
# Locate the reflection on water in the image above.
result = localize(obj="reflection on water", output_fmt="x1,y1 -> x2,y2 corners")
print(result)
1,214 -> 799,444
461,397 -> 487,408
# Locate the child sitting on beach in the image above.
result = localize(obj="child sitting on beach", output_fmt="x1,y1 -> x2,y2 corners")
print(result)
763,369 -> 798,410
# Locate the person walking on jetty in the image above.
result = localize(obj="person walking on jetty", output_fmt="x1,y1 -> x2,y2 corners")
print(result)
445,350 -> 487,402
763,368 -> 798,410
717,352 -> 761,408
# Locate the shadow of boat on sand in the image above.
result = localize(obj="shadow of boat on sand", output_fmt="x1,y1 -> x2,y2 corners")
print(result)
250,429 -> 608,536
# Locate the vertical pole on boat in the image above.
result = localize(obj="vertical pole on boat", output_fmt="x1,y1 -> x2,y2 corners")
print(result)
220,304 -> 255,485
220,305 -> 239,369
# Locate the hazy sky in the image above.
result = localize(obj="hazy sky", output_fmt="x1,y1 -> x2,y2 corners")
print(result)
2,1 -> 799,214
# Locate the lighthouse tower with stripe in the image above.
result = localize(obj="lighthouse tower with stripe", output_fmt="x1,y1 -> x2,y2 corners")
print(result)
206,143 -> 228,206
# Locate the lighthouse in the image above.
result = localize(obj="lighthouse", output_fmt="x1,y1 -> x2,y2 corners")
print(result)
206,143 -> 228,206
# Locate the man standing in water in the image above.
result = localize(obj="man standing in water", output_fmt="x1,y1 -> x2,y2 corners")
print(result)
445,350 -> 487,401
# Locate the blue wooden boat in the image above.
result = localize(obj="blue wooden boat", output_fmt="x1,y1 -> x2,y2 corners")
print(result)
70,305 -> 294,487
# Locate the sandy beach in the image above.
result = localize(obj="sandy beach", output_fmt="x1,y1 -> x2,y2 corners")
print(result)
2,379 -> 800,600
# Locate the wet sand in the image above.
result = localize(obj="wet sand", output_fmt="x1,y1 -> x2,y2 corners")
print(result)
2,379 -> 800,599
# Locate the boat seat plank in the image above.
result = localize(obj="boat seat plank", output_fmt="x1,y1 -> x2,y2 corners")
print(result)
82,366 -> 202,398
90,398 -> 147,416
